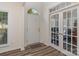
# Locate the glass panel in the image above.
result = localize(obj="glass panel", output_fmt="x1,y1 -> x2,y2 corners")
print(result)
54,27 -> 56,33
56,14 -> 59,20
67,44 -> 71,52
55,34 -> 59,40
51,21 -> 54,27
2,29 -> 7,44
67,11 -> 71,27
55,19 -> 58,27
55,14 -> 59,27
72,9 -> 77,18
72,46 -> 77,55
63,12 -> 67,27
54,39 -> 56,45
67,11 -> 71,18
51,15 -> 54,19
67,28 -> 71,35
63,12 -> 66,19
72,28 -> 77,36
51,15 -> 55,27
63,35 -> 67,42
57,27 -> 59,33
63,27 -> 67,35
63,19 -> 67,27
72,19 -> 77,27
56,34 -> 59,40
67,18 -> 71,27
51,33 -> 54,38
54,27 -> 58,33
54,27 -> 57,33
51,28 -> 54,32
72,37 -> 77,46
54,34 -> 58,40
55,27 -> 59,33
67,36 -> 71,44
54,14 -> 59,27
54,33 -> 56,39
63,43 -> 66,49
0,12 -> 8,45
56,40 -> 59,46
51,39 -> 54,43
2,13 -> 8,24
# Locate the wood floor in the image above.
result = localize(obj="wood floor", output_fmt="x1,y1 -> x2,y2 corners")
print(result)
0,43 -> 66,56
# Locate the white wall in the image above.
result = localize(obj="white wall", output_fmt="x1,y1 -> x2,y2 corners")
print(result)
0,2 -> 60,53
40,2 -> 60,45
0,2 -> 24,53
24,2 -> 60,46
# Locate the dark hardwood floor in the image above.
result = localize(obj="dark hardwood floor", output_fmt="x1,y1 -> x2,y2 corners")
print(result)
0,43 -> 66,56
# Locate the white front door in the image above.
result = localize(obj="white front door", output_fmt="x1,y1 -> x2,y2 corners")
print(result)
26,15 -> 40,45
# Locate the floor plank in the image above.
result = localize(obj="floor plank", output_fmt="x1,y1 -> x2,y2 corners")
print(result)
0,43 -> 65,56
46,50 -> 65,56
25,46 -> 48,55
29,46 -> 52,55
33,48 -> 56,56
0,49 -> 21,56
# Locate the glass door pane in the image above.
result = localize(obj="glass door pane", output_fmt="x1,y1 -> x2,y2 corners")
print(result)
72,37 -> 77,46
72,19 -> 77,27
67,44 -> 71,52
63,43 -> 67,49
67,28 -> 71,35
63,12 -> 67,27
51,14 -> 59,46
72,28 -> 77,36
72,9 -> 77,18
72,46 -> 77,55
63,8 -> 77,55
67,36 -> 71,44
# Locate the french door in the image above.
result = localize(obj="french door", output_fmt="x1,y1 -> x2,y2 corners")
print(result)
51,14 -> 59,46
63,8 -> 77,55
50,4 -> 79,55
